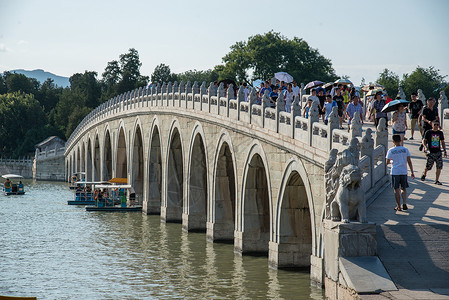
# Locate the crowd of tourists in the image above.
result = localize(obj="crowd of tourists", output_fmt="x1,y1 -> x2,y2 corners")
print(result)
240,76 -> 447,212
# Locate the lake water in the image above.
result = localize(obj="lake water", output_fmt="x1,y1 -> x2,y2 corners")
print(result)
0,180 -> 324,299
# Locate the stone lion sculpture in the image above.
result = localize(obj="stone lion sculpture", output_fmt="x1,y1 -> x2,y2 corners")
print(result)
330,164 -> 367,223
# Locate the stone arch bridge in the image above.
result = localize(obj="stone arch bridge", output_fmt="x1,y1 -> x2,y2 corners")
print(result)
65,82 -> 389,287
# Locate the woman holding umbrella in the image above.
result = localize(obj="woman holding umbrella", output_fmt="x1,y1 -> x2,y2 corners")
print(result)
392,102 -> 408,146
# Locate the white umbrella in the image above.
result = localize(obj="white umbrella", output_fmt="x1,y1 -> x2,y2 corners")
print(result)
334,78 -> 353,85
274,72 -> 294,83
361,83 -> 384,92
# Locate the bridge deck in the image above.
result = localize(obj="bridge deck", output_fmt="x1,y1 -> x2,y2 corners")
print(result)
365,123 -> 449,299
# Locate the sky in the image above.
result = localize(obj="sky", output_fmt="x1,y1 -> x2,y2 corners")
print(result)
1,0 -> 448,86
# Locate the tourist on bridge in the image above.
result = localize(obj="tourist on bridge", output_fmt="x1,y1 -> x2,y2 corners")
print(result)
408,92 -> 423,140
371,91 -> 388,129
419,97 -> 439,151
323,95 -> 337,125
391,102 -> 408,146
386,134 -> 415,211
421,120 -> 447,185
283,83 -> 294,113
332,87 -> 344,129
345,95 -> 363,132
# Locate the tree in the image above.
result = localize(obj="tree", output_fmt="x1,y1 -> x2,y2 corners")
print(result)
176,69 -> 218,84
376,69 -> 400,98
0,92 -> 47,157
218,31 -> 337,84
3,72 -> 40,95
39,78 -> 62,113
401,66 -> 447,100
151,64 -> 177,84
101,48 -> 149,97
70,71 -> 102,108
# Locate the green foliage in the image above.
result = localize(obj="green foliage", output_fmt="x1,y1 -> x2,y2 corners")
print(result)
101,48 -> 149,98
218,31 -> 337,84
176,69 -> 218,84
401,66 -> 446,100
151,64 -> 178,84
0,93 -> 47,157
376,69 -> 400,98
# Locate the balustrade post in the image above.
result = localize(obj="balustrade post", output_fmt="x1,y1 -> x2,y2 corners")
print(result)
375,118 -> 388,176
207,82 -> 214,113
396,87 -> 406,100
199,81 -> 206,111
167,82 -> 173,106
236,85 -> 245,120
361,128 -> 375,187
438,91 -> 448,128
308,101 -> 319,146
217,83 -> 224,115
328,106 -> 339,150
185,81 -> 191,109
276,91 -> 286,133
172,81 -> 178,106
178,81 -> 184,107
417,89 -> 426,105
226,84 -> 234,117
262,89 -> 270,128
192,81 -> 199,110
291,94 -> 301,138
350,112 -> 363,138
248,88 -> 257,124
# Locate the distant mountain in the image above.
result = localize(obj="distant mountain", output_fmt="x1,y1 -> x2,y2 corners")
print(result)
7,69 -> 70,88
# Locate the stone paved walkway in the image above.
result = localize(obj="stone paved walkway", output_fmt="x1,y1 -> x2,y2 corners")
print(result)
363,124 -> 449,299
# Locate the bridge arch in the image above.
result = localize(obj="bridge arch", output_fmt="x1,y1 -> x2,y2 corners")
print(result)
183,121 -> 209,232
93,131 -> 101,182
115,121 -> 128,179
103,126 -> 113,181
163,119 -> 184,222
131,118 -> 145,204
86,136 -> 93,181
145,117 -> 162,214
237,141 -> 272,254
269,158 -> 315,268
207,129 -> 237,242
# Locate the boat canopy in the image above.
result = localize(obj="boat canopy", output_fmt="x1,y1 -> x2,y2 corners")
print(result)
108,178 -> 127,184
94,184 -> 132,189
2,174 -> 24,179
75,181 -> 107,185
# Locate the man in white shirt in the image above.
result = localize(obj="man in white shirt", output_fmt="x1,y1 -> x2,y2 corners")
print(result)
386,134 -> 415,211
308,89 -> 320,106
292,81 -> 300,98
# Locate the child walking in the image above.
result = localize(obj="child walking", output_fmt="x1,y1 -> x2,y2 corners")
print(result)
386,134 -> 415,211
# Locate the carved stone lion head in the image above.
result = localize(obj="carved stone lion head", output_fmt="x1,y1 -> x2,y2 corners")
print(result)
339,164 -> 362,189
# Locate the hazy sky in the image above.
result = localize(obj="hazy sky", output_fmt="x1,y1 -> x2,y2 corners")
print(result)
1,0 -> 448,86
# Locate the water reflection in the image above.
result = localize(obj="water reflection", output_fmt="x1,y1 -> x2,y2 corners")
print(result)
0,181 -> 323,299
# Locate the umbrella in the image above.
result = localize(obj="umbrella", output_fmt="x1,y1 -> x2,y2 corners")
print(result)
323,82 -> 334,89
334,78 -> 353,85
304,80 -> 324,89
381,99 -> 409,113
365,88 -> 383,97
274,72 -> 294,83
252,79 -> 264,89
361,83 -> 384,92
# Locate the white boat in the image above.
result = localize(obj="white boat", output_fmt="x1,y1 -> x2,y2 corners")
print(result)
2,174 -> 25,196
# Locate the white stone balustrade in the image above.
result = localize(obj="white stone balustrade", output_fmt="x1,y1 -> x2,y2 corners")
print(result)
65,83 -> 390,195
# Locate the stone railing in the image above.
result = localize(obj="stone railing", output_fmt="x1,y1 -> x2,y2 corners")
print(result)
35,147 -> 66,160
0,157 -> 34,164
0,157 -> 34,178
65,82 -> 389,195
